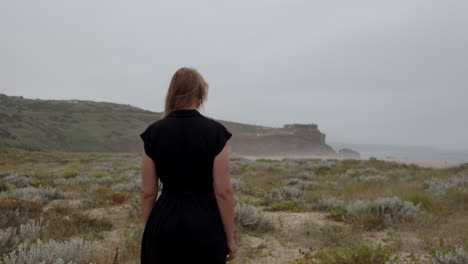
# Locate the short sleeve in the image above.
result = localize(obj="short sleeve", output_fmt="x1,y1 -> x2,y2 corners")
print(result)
139,125 -> 155,159
214,123 -> 232,156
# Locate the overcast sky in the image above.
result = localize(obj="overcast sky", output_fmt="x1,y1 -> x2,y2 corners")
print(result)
2,0 -> 467,150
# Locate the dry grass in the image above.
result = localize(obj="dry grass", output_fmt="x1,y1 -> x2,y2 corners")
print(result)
1,148 -> 467,263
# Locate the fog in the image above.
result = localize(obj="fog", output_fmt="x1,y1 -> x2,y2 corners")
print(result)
2,0 -> 468,150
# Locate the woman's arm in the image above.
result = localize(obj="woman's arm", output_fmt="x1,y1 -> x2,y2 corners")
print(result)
213,142 -> 235,241
140,152 -> 159,223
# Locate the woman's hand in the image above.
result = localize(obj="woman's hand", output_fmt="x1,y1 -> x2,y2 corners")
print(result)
226,238 -> 237,261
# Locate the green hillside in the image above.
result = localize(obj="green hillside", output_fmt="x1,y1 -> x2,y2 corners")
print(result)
0,94 -> 254,153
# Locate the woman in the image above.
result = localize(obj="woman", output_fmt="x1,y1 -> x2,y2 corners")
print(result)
139,67 -> 237,263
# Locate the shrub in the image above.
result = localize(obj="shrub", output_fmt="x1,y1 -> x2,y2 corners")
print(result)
6,187 -> 65,204
449,175 -> 468,192
342,167 -> 380,178
91,171 -> 112,178
229,159 -> 253,175
1,173 -> 32,188
2,237 -> 98,264
119,169 -> 139,180
313,197 -> 345,211
317,224 -> 345,245
1,218 -> 49,255
294,242 -> 396,264
346,196 -> 420,229
281,178 -> 319,190
231,178 -> 247,193
110,182 -> 139,193
127,196 -> 142,219
424,177 -> 450,195
326,207 -> 348,222
19,218 -> 47,242
30,179 -> 45,188
424,176 -> 468,196
0,227 -> 17,255
263,187 -> 305,204
122,227 -> 144,261
94,176 -> 113,184
234,202 -> 273,233
351,197 -> 420,219
108,191 -> 126,204
0,197 -> 42,229
353,174 -> 388,183
263,201 -> 303,212
403,194 -> 445,215
430,244 -> 468,264
44,212 -> 112,241
297,170 -> 316,180
58,167 -> 79,179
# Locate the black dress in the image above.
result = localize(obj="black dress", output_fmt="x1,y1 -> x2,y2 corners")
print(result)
139,109 -> 233,264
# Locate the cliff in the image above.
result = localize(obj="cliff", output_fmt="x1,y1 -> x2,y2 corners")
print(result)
0,94 -> 344,157
229,123 -> 337,156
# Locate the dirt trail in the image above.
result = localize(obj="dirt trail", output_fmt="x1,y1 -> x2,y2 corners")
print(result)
82,204 -> 141,262
241,210 -> 431,264
83,203 -> 138,243
234,211 -> 335,264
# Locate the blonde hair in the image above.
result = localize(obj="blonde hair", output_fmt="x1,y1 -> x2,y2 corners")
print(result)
162,67 -> 209,118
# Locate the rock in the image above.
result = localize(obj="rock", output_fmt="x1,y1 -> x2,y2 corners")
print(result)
338,148 -> 360,158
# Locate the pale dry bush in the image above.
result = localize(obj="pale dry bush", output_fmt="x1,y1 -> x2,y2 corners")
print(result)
93,176 -> 113,184
51,178 -> 72,186
0,227 -> 17,253
234,202 -> 273,232
296,170 -> 316,180
1,172 -> 32,187
424,177 -> 450,195
127,196 -> 142,219
347,196 -> 421,223
243,170 -> 260,177
4,187 -> 66,202
87,184 -> 100,193
235,202 -> 258,227
323,180 -> 338,186
230,178 -> 247,193
2,237 -> 99,264
90,164 -> 115,173
305,160 -> 337,171
263,186 -> 305,203
384,169 -> 409,179
281,178 -> 319,190
313,197 -> 345,211
118,169 -> 139,180
110,181 -> 140,193
303,160 -> 320,170
431,244 -> 468,264
1,218 -> 49,256
341,167 -> 380,178
449,175 -> 468,192
424,175 -> 468,195
229,159 -> 253,175
352,174 -> 388,183
278,159 -> 302,169
19,218 -> 47,242
58,176 -> 93,185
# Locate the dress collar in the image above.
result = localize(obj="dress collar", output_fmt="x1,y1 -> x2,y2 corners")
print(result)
167,109 -> 202,117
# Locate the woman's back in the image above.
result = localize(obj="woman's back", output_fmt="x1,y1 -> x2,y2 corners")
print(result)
140,109 -> 231,193
139,108 -> 233,264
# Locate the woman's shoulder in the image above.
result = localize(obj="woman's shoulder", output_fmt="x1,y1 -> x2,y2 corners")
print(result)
200,115 -> 224,127
141,118 -> 167,136
199,117 -> 230,136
